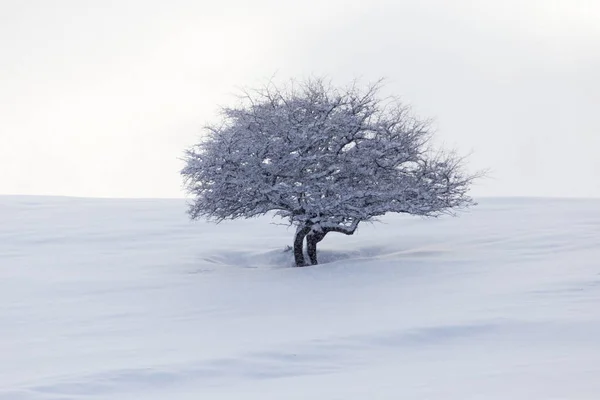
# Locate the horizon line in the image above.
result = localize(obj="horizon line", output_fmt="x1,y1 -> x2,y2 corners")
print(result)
1,194 -> 599,201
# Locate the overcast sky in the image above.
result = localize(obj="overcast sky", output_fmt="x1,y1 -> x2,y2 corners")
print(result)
1,0 -> 599,198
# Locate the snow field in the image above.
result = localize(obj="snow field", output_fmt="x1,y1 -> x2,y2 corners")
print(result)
1,196 -> 599,399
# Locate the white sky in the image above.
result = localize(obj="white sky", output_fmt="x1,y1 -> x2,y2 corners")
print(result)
1,0 -> 599,198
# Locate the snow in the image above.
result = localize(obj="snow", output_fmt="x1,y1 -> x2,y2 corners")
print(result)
1,196 -> 600,399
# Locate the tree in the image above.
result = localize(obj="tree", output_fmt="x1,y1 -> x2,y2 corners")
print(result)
181,78 -> 477,267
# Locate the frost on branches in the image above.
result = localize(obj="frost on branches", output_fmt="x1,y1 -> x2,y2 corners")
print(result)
182,79 -> 477,267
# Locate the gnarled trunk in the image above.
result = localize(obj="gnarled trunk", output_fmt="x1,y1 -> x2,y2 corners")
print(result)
305,220 -> 361,266
293,225 -> 312,267
306,230 -> 326,265
294,219 -> 361,267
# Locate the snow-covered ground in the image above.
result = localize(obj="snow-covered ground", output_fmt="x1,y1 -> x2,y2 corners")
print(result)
1,196 -> 599,399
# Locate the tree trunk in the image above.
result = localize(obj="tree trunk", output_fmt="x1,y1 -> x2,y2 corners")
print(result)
306,235 -> 317,265
295,220 -> 361,267
293,225 -> 311,267
306,230 -> 326,265
306,220 -> 360,266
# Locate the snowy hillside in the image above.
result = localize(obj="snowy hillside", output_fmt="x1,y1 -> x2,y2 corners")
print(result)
1,196 -> 599,399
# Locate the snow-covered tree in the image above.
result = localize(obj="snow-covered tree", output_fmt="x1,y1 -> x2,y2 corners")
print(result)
182,78 -> 477,267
